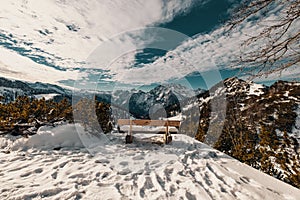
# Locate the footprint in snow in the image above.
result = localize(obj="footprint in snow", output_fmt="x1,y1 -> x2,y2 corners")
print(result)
118,168 -> 132,175
34,168 -> 43,173
101,172 -> 110,179
132,155 -> 144,160
51,171 -> 58,179
119,161 -> 129,167
150,160 -> 160,165
20,171 -> 32,178
69,173 -> 85,179
95,159 -> 110,164
20,167 -> 43,178
239,176 -> 250,184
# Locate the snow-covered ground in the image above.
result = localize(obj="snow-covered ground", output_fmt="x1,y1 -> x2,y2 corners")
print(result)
34,93 -> 60,101
0,124 -> 299,199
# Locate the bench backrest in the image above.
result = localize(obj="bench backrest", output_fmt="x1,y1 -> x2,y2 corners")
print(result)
117,119 -> 181,128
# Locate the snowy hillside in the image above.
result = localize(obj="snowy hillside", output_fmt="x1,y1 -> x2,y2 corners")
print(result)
0,124 -> 299,199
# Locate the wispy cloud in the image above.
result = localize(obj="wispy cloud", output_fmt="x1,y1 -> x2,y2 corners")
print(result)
0,46 -> 82,85
0,0 -> 203,85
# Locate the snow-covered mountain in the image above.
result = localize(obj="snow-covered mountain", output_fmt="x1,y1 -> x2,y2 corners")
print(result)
0,124 -> 299,199
180,76 -> 299,133
0,77 -> 70,103
177,77 -> 300,188
110,84 -> 196,119
0,76 -> 195,119
194,77 -> 300,142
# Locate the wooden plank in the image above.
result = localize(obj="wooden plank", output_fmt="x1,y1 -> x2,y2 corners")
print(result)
118,119 -> 131,125
133,120 -> 166,126
166,121 -> 181,127
117,119 -> 181,127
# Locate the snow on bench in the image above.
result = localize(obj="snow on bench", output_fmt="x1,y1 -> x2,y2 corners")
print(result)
117,119 -> 181,144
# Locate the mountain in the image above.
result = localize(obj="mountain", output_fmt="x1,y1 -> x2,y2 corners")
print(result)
185,77 -> 300,188
109,84 -> 196,119
193,77 -> 300,143
0,77 -> 71,103
0,77 -> 195,120
0,124 -> 299,199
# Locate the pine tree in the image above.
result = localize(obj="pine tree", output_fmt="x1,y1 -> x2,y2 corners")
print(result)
0,96 -> 73,135
195,126 -> 206,142
73,98 -> 100,132
276,130 -> 300,188
259,126 -> 279,176
95,101 -> 113,133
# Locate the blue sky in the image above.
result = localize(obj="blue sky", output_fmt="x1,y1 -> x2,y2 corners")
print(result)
160,0 -> 236,36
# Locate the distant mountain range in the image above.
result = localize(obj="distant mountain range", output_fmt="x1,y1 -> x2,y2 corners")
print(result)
1,77 -> 299,127
0,76 -> 202,118
108,83 -> 205,119
2,76 -> 299,143
0,77 -> 71,103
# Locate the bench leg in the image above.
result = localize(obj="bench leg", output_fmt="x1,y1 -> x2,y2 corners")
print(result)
125,134 -> 133,144
164,133 -> 172,144
125,119 -> 133,144
164,125 -> 172,144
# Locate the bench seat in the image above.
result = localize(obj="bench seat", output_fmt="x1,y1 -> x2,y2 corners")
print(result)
117,119 -> 181,144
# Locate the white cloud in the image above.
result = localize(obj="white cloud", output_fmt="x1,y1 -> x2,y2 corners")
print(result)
0,0 -> 199,69
0,0 -> 210,86
0,46 -> 82,85
104,2 -> 299,85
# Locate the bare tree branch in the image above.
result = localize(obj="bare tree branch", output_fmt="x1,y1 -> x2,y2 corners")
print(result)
228,0 -> 300,78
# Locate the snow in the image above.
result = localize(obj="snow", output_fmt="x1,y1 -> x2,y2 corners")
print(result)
292,104 -> 300,144
118,125 -> 179,133
182,102 -> 198,111
284,91 -> 290,97
0,124 -> 299,199
0,86 -> 22,93
167,113 -> 185,121
34,93 -> 60,100
8,124 -> 86,151
248,83 -> 264,96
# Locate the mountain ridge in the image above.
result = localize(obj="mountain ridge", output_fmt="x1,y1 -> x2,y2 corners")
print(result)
0,77 -> 71,103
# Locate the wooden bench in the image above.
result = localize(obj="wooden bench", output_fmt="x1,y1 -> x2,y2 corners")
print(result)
117,119 -> 181,144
